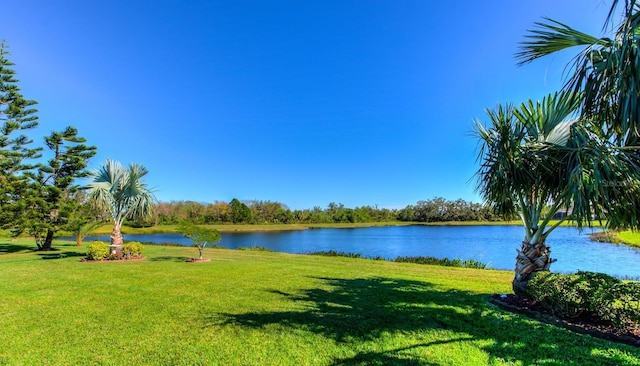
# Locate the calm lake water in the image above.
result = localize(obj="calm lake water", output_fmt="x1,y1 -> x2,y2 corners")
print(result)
76,225 -> 640,278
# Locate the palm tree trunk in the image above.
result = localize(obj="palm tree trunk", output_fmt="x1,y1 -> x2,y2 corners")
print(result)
110,221 -> 124,256
512,239 -> 555,297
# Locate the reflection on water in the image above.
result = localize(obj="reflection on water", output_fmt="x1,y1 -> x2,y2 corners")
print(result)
71,225 -> 640,278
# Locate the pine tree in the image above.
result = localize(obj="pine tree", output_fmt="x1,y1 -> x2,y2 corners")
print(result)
0,40 -> 41,228
17,127 -> 97,250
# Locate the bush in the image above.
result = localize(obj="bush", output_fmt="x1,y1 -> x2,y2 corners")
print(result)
593,281 -> 640,331
307,250 -> 362,258
122,242 -> 143,259
86,241 -> 109,261
394,256 -> 488,269
237,246 -> 273,252
527,271 -> 639,331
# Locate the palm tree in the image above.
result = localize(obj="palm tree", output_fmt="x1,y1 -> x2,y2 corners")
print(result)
475,91 -> 640,296
87,159 -> 156,254
516,0 -> 640,146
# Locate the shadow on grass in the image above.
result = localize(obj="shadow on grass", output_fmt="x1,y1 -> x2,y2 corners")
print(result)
213,276 -> 639,365
38,251 -> 86,260
0,242 -> 35,254
148,256 -> 190,262
330,338 -> 472,366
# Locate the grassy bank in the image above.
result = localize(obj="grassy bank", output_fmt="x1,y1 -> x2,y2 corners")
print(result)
617,231 -> 640,248
1,239 -> 638,365
590,230 -> 640,248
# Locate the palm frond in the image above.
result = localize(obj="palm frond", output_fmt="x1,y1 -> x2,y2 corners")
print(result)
87,159 -> 157,226
516,18 -> 606,66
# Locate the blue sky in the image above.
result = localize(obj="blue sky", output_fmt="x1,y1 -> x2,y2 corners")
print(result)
3,1 -> 611,209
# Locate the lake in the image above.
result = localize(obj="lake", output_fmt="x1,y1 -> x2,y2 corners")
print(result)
76,225 -> 640,278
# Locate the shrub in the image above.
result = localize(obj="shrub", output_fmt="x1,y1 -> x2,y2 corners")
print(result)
592,281 -> 640,331
307,250 -> 362,258
528,272 -> 584,317
394,256 -> 488,269
237,246 -> 274,252
122,242 -> 143,259
86,241 -> 109,261
527,271 -> 639,330
305,253 -> 489,269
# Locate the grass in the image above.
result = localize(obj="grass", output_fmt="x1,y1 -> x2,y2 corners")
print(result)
617,231 -> 640,248
1,239 -> 639,365
590,230 -> 640,248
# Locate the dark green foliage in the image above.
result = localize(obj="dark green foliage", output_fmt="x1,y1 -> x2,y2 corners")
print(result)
306,251 -> 489,269
398,197 -> 501,222
122,242 -> 143,259
394,256 -> 489,269
0,43 -> 96,249
16,127 -> 96,250
63,191 -> 108,246
592,281 -> 640,331
527,271 -> 639,331
154,197 -> 496,225
236,246 -> 274,252
229,198 -> 253,224
0,41 -> 41,229
86,241 -> 109,260
307,250 -> 363,258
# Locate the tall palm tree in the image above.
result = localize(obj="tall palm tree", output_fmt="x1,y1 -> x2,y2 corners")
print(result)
475,91 -> 640,296
87,159 -> 156,254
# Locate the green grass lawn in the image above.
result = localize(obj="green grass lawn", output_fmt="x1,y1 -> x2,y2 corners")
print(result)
617,231 -> 640,248
1,239 -> 639,365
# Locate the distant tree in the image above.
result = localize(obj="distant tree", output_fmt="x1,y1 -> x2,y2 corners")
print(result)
88,159 -> 156,255
292,209 -> 310,223
275,206 -> 294,224
229,198 -> 252,223
16,127 -> 96,250
64,191 -> 108,246
308,206 -> 332,223
0,41 -> 41,229
178,221 -> 221,260
155,201 -> 175,224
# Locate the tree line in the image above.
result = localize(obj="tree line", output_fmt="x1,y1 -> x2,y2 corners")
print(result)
140,197 -> 500,226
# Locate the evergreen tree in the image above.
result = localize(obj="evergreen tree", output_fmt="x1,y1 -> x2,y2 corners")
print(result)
229,198 -> 253,224
0,40 -> 41,228
16,127 -> 97,250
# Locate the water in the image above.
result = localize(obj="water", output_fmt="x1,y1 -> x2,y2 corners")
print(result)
73,225 -> 640,278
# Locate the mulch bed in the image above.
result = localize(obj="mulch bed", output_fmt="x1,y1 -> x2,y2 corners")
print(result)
489,294 -> 640,347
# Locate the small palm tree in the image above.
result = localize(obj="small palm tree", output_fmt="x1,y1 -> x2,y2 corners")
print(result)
475,91 -> 640,296
88,159 -> 156,254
